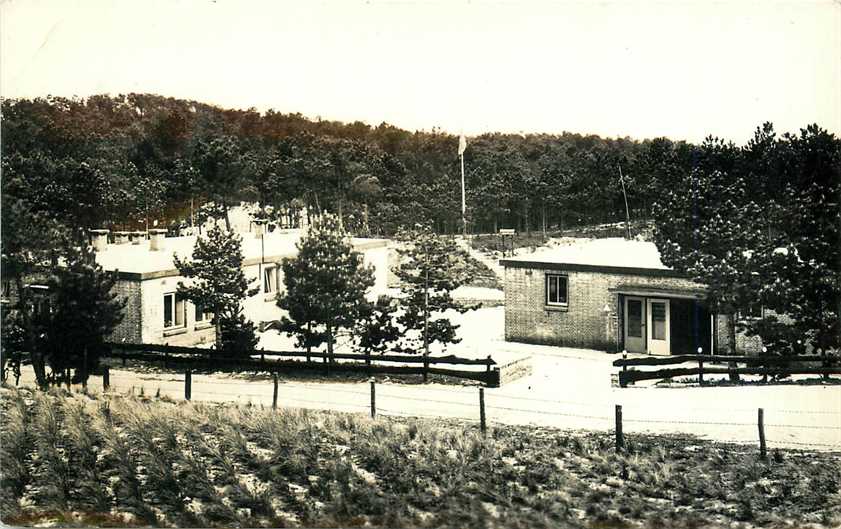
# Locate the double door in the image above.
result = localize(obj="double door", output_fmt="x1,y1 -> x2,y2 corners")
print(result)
623,296 -> 670,355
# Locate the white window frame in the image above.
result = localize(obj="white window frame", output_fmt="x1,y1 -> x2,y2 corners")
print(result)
546,274 -> 569,307
163,292 -> 186,329
263,264 -> 277,294
194,302 -> 213,323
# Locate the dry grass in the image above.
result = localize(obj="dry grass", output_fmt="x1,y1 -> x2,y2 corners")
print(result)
2,384 -> 840,528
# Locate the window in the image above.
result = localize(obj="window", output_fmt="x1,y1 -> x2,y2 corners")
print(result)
194,303 -> 213,323
163,293 -> 186,328
263,265 -> 277,294
546,274 -> 568,306
739,303 -> 763,320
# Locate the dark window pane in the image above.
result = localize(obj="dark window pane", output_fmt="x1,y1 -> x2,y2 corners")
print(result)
557,276 -> 568,304
651,302 -> 666,340
628,300 -> 642,337
164,294 -> 173,327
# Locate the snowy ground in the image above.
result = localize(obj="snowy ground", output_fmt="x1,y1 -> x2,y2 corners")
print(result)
14,305 -> 841,451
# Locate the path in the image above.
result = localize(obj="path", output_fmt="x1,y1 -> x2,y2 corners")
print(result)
12,307 -> 841,451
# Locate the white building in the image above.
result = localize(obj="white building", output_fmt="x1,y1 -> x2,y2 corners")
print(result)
91,228 -> 389,346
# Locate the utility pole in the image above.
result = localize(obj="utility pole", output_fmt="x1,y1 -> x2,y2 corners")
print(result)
459,134 -> 468,236
618,165 -> 632,239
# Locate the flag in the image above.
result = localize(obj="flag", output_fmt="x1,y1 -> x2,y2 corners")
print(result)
458,134 -> 467,156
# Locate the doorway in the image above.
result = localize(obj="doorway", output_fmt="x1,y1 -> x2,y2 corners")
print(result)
623,296 -> 646,353
646,298 -> 670,355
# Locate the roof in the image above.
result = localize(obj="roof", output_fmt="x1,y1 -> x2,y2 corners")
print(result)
500,238 -> 682,276
95,229 -> 388,280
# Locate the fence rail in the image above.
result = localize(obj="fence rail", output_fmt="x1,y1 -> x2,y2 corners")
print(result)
613,353 -> 840,387
104,342 -> 501,386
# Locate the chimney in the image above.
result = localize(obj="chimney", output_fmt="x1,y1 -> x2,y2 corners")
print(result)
253,219 -> 266,239
131,231 -> 144,245
89,229 -> 110,251
114,231 -> 131,245
149,229 -> 167,251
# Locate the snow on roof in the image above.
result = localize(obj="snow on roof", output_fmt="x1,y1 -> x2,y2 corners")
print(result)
503,238 -> 671,271
95,229 -> 387,277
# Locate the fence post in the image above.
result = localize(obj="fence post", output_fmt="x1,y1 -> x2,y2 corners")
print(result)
370,380 -> 376,419
697,347 -> 704,385
615,404 -> 624,452
758,408 -> 767,460
479,387 -> 487,435
82,347 -> 88,389
272,372 -> 278,410
620,352 -> 628,388
423,354 -> 429,383
122,352 -> 127,367
102,365 -> 110,391
822,349 -> 830,382
185,369 -> 192,401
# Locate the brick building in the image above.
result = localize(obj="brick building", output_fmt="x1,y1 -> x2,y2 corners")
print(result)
89,227 -> 389,346
501,238 -> 760,355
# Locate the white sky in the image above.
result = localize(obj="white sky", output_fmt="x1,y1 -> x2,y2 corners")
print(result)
2,0 -> 840,143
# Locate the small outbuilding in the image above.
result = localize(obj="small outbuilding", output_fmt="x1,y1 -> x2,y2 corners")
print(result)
501,238 -> 754,355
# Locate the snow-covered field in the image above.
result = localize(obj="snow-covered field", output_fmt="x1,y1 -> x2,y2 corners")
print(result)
13,306 -> 841,451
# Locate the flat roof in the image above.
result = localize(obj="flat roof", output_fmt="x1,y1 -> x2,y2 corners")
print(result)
95,230 -> 388,280
500,238 -> 680,276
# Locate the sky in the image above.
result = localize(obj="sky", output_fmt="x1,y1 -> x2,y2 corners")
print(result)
2,0 -> 840,143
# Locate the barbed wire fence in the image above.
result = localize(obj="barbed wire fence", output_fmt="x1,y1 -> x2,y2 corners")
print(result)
16,365 -> 841,455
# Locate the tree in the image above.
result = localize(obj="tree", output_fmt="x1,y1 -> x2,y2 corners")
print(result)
43,238 -> 127,384
747,126 -> 841,354
173,225 -> 259,354
277,214 -> 374,360
394,224 -> 476,355
355,296 -> 401,354
652,169 -> 766,360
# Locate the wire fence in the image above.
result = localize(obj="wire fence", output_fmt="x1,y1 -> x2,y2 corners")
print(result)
13,365 -> 841,453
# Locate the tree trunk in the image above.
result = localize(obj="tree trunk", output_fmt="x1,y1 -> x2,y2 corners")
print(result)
541,202 -> 547,237
726,313 -> 740,382
223,202 -> 231,231
423,264 -> 430,357
306,321 -> 312,362
326,321 -> 334,362
215,317 -> 223,352
16,276 -> 47,388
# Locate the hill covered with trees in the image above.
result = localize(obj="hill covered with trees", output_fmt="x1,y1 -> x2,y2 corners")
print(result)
0,93 -> 710,236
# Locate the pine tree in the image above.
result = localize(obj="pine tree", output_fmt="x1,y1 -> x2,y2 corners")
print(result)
653,168 -> 766,360
394,224 -> 476,355
355,295 -> 401,354
173,224 -> 259,354
277,214 -> 374,360
44,239 -> 126,384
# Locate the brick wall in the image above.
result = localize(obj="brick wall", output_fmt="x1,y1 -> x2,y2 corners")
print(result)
107,279 -> 143,343
504,266 -> 705,351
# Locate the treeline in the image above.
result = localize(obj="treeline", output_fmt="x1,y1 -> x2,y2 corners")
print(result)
1,92 -> 735,236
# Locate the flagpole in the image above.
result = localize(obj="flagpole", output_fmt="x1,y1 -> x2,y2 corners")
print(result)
460,152 -> 466,236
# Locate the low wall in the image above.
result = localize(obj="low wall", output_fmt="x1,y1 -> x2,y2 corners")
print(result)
497,355 -> 533,386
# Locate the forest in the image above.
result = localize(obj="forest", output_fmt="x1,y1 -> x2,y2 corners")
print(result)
0,92 -> 757,236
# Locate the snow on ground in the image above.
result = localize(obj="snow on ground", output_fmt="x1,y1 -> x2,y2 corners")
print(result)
13,306 -> 841,451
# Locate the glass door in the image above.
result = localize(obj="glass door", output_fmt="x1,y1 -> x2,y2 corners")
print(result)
624,296 -> 646,353
646,298 -> 670,355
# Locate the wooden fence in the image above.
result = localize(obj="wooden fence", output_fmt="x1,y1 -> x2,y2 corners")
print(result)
104,342 -> 501,387
613,353 -> 841,387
